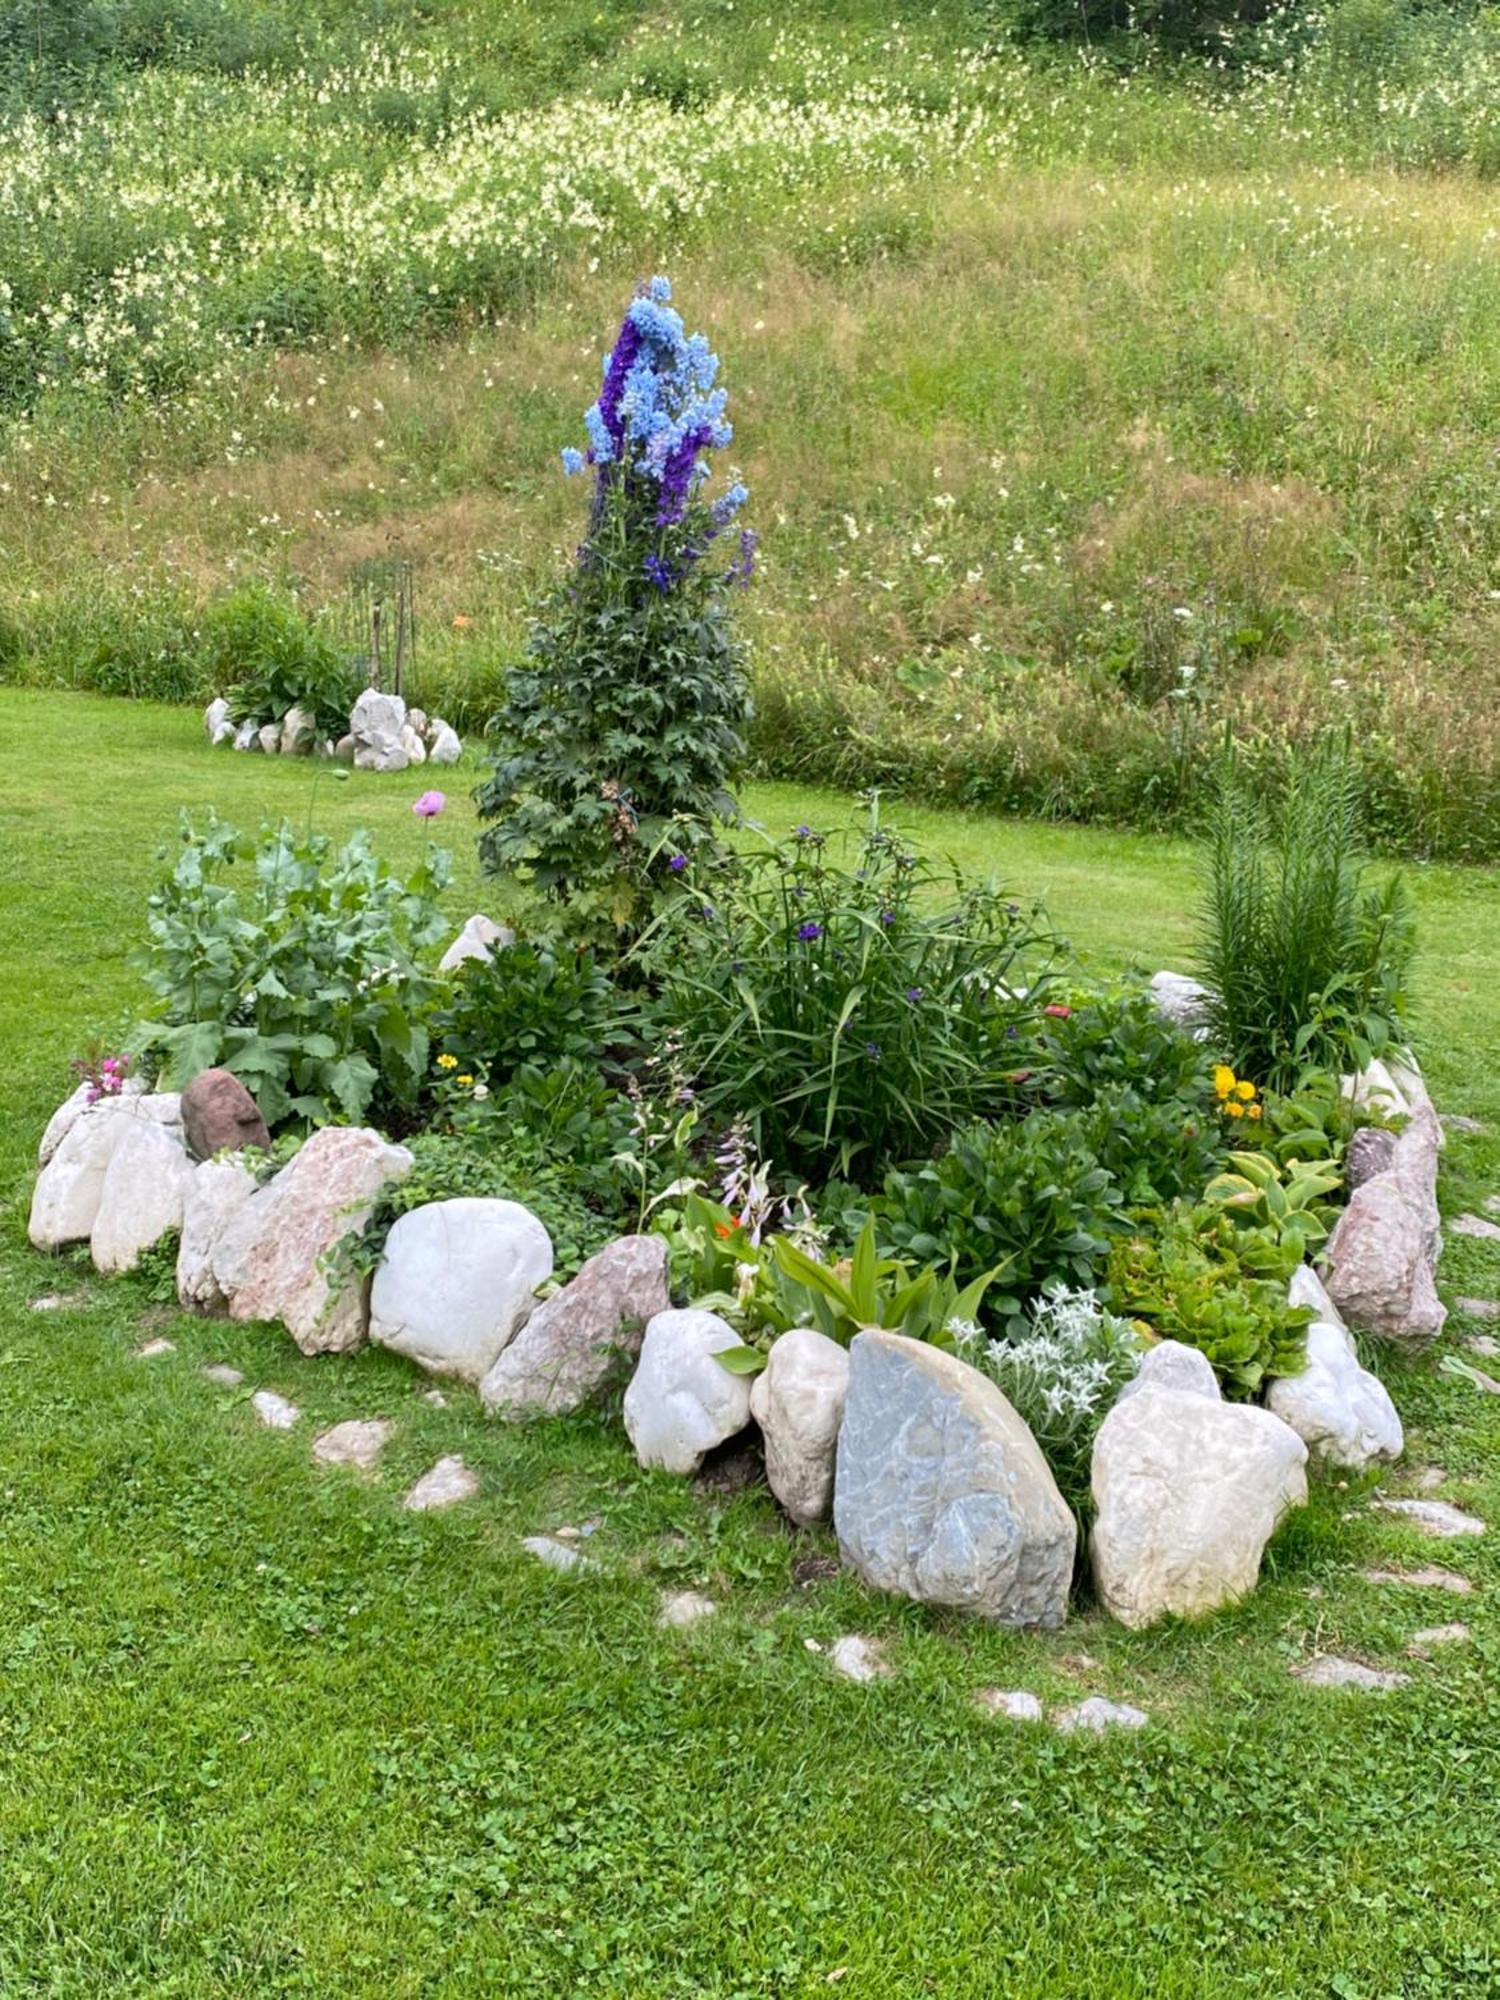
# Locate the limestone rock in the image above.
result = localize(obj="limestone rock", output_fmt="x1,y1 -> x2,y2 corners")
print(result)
833,1329 -> 1076,1628
29,1093 -> 182,1250
1116,1338 -> 1218,1405
1090,1381 -> 1307,1629
1374,1497 -> 1485,1538
438,913 -> 514,975
204,696 -> 235,746
370,1197 -> 553,1383
1292,1656 -> 1410,1691
1408,1622 -> 1470,1655
1148,970 -> 1212,1038
1054,1696 -> 1149,1733
1453,1212 -> 1500,1243
406,707 -> 429,738
350,688 -> 407,740
1362,1565 -> 1473,1594
257,722 -> 281,756
38,1076 -> 145,1165
402,1455 -> 478,1511
133,1337 -> 175,1359
480,1234 -> 668,1418
279,704 -> 317,755
177,1156 -> 257,1310
397,723 -> 427,766
90,1116 -> 195,1274
975,1687 -> 1043,1722
659,1590 -> 718,1629
622,1308 -> 755,1475
1268,1305 -> 1403,1472
210,1126 -> 412,1354
1345,1126 -> 1397,1191
252,1390 -> 300,1430
201,1363 -> 245,1388
828,1634 -> 890,1683
312,1419 -> 394,1472
180,1067 -> 270,1160
748,1326 -> 850,1525
428,720 -> 462,766
332,733 -> 356,763
353,737 -> 409,774
522,1535 -> 590,1573
232,719 -> 260,752
1324,1112 -> 1446,1348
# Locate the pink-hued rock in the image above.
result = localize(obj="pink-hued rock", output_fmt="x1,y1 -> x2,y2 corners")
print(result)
480,1234 -> 670,1417
181,1067 -> 271,1160
1324,1105 -> 1445,1348
210,1127 -> 412,1354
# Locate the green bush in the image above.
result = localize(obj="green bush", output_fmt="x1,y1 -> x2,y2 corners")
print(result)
213,587 -> 360,740
645,806 -> 1057,1180
876,1109 -> 1125,1337
135,812 -> 450,1130
431,941 -> 622,1088
1198,733 -> 1417,1093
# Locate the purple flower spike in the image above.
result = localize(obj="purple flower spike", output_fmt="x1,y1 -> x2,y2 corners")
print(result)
412,791 -> 447,818
797,921 -> 823,942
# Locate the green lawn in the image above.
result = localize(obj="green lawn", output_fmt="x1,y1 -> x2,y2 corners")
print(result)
2,689 -> 1499,1997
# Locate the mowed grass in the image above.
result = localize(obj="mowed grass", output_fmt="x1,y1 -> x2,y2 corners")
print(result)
2,690 -> 1500,1995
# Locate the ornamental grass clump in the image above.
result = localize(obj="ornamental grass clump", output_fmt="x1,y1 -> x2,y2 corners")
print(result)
476,277 -> 752,940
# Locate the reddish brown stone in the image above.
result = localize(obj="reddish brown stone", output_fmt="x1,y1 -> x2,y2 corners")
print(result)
181,1067 -> 271,1160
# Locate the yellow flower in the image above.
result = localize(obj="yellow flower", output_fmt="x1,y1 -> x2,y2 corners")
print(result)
1247,1103 -> 1263,1120
455,1073 -> 474,1087
436,1053 -> 458,1070
1225,1101 -> 1245,1118
1213,1064 -> 1236,1101
1236,1079 -> 1257,1102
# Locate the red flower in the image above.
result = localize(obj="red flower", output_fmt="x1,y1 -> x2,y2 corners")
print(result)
1044,1003 -> 1072,1019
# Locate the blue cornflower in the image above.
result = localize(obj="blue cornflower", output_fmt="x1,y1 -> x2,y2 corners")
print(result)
906,987 -> 924,1003
878,909 -> 896,927
797,921 -> 823,942
560,446 -> 585,476
668,853 -> 688,873
644,554 -> 673,592
795,825 -> 812,839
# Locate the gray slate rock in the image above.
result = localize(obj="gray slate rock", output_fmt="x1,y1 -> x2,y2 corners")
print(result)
833,1329 -> 1076,1629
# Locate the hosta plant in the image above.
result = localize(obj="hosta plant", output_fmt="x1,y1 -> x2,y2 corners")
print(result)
1201,1150 -> 1343,1260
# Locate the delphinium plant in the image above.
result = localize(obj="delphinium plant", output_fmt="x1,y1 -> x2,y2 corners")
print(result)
476,276 -> 753,941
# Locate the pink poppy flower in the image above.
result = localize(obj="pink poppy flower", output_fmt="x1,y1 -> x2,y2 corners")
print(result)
412,791 -> 447,818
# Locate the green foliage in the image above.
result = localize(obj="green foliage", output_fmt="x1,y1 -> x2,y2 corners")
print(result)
644,805 -> 1056,1179
1106,1208 -> 1314,1395
1202,1149 -> 1344,1260
437,1056 -> 638,1213
214,587 -> 360,740
1043,989 -> 1225,1204
431,939 -> 622,1086
135,812 -> 450,1129
340,1128 -> 614,1287
1198,734 -> 1418,1093
1257,1068 -> 1359,1164
875,1109 -> 1124,1336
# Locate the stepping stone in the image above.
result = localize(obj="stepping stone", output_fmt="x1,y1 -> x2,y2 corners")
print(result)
1408,1622 -> 1471,1657
312,1418 -> 394,1473
201,1363 -> 244,1388
521,1534 -> 590,1573
1292,1656 -> 1411,1691
1054,1697 -> 1149,1734
1456,1299 -> 1500,1321
132,1338 -> 175,1359
30,1295 -> 66,1313
1413,1467 -> 1448,1492
402,1455 -> 477,1511
1451,1214 -> 1500,1242
252,1390 -> 300,1431
1363,1565 -> 1474,1595
1466,1335 -> 1500,1358
658,1590 -> 718,1629
828,1635 -> 890,1684
1487,1196 -> 1500,1216
420,1388 -> 448,1408
1376,1498 -> 1486,1538
975,1688 -> 1043,1722
1442,1115 -> 1484,1136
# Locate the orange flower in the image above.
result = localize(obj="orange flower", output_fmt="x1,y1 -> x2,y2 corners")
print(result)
452,613 -> 473,631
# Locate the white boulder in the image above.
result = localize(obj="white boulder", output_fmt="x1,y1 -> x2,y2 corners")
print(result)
204,696 -> 235,746
748,1326 -> 849,1525
279,705 -> 317,755
1117,1338 -> 1218,1405
1268,1270 -> 1403,1471
1091,1378 -> 1308,1629
211,1126 -> 412,1354
232,720 -> 260,752
38,1076 -> 145,1166
623,1309 -> 754,1474
29,1093 -> 182,1250
176,1156 -> 258,1311
438,913 -> 514,975
90,1117 -> 195,1274
256,722 -> 281,756
428,721 -> 462,766
398,723 -> 427,766
369,1197 -> 553,1383
1148,971 -> 1212,1039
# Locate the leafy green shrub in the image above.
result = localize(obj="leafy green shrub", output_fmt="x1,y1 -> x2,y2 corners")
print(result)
1198,734 -> 1417,1093
433,1054 -> 637,1213
645,806 -> 1056,1180
1201,1150 -> 1343,1261
135,813 -> 449,1129
431,940 -> 621,1085
876,1109 -> 1124,1337
211,587 -> 359,739
1106,1208 -> 1313,1396
951,1287 -> 1144,1518
476,279 -> 751,940
340,1130 -> 615,1288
